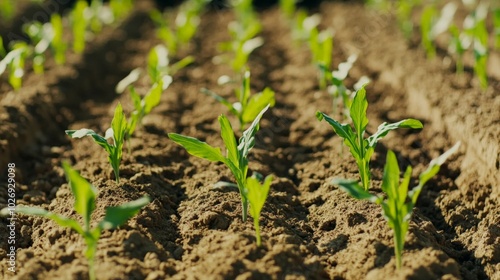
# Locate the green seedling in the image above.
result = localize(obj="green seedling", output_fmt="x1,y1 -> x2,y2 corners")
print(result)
117,73 -> 172,138
245,174 -> 273,246
333,142 -> 460,269
494,8 -> 500,49
50,13 -> 67,65
328,54 -> 371,118
421,5 -> 437,58
109,0 -> 133,21
0,42 -> 30,90
72,0 -> 88,54
1,162 -> 150,280
23,21 -> 53,74
462,3 -> 489,89
279,0 -> 297,21
150,0 -> 208,56
395,0 -> 422,39
0,0 -> 15,21
291,9 -> 309,43
312,28 -> 334,89
448,25 -> 470,75
168,105 -> 270,222
66,103 -> 127,183
147,44 -> 193,84
202,70 -> 275,131
316,85 -> 423,190
215,0 -> 262,73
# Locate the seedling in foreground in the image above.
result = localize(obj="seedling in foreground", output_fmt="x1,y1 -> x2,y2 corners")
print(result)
168,105 -> 270,222
245,174 -> 273,246
202,71 -> 275,131
333,142 -> 460,269
66,103 -> 127,183
0,162 -> 150,280
316,86 -> 423,190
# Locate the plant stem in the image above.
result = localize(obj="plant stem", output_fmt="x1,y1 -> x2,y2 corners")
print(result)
88,258 -> 96,280
394,223 -> 403,270
359,159 -> 370,190
241,198 -> 248,222
254,217 -> 261,246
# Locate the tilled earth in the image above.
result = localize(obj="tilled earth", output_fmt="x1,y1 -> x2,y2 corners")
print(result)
0,1 -> 499,280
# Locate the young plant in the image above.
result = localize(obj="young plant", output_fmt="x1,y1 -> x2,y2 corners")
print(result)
0,0 -> 15,21
117,73 -> 172,138
72,0 -> 89,54
448,24 -> 470,75
50,13 -> 67,65
244,174 -> 273,246
333,142 -> 460,269
109,0 -> 133,20
316,85 -> 423,190
421,5 -> 437,58
328,54 -> 371,118
0,42 -> 30,90
150,0 -> 208,56
168,105 -> 270,222
147,44 -> 193,84
471,19 -> 489,89
23,20 -> 56,74
0,162 -> 150,280
494,8 -> 500,49
311,28 -> 334,89
279,0 -> 297,21
202,70 -> 275,131
66,103 -> 127,183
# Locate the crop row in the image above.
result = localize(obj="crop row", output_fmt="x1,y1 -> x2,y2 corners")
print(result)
1,0 -> 473,279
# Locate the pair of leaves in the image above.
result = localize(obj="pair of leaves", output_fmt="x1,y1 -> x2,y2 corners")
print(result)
333,142 -> 460,269
245,174 -> 273,246
66,103 -> 127,183
168,105 -> 270,221
202,71 -> 275,131
317,86 -> 423,190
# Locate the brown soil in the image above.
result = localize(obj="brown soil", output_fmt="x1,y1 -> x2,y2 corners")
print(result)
1,1 -> 499,280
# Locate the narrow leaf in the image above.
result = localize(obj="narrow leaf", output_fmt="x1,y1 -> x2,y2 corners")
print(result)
99,196 -> 150,230
242,87 -> 275,124
332,178 -> 378,202
219,115 -> 239,168
62,162 -> 96,231
168,133 -> 226,162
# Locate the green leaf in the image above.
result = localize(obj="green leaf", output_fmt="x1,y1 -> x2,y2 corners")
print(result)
65,129 -> 112,155
144,81 -> 163,114
350,86 -> 369,139
112,103 -> 128,146
381,150 -> 400,205
168,133 -> 226,162
409,142 -> 460,204
115,68 -> 142,94
367,119 -> 423,148
219,115 -> 239,168
242,87 -> 275,124
246,175 -> 272,218
332,178 -> 379,203
238,105 -> 269,159
316,111 -> 361,159
62,162 -> 96,231
11,206 -> 84,235
99,196 -> 150,230
398,166 -> 412,209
